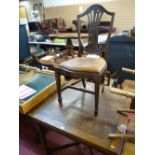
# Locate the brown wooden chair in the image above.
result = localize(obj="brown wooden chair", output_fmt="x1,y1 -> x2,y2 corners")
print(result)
36,21 -> 53,35
55,4 -> 115,116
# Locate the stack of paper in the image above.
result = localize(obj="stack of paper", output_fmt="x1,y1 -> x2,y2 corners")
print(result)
19,84 -> 36,100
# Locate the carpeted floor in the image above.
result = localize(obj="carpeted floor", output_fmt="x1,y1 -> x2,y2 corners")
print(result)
19,116 -> 103,155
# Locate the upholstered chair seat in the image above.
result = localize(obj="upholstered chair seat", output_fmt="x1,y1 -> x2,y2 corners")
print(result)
59,57 -> 107,73
39,55 -> 55,66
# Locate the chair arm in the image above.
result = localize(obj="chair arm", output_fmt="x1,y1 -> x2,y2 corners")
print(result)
122,67 -> 135,75
117,109 -> 135,114
110,87 -> 135,98
109,133 -> 134,139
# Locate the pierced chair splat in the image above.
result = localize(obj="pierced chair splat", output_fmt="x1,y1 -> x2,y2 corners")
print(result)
55,4 -> 115,116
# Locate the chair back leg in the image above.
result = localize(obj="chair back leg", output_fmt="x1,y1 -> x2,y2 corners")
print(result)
81,78 -> 86,88
94,80 -> 100,116
101,74 -> 106,93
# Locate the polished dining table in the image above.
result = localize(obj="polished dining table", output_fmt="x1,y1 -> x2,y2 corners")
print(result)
26,81 -> 134,155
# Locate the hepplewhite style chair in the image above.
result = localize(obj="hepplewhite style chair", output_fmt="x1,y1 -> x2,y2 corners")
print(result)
55,4 -> 115,116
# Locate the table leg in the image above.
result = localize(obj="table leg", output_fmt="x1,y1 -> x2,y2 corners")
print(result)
34,121 -> 49,155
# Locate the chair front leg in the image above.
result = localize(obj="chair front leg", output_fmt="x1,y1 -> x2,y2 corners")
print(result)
94,80 -> 100,117
55,71 -> 62,104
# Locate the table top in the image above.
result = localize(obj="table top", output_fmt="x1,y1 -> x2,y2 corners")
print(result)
29,40 -> 88,47
29,41 -> 66,46
48,32 -> 88,39
28,81 -> 131,154
29,33 -> 111,48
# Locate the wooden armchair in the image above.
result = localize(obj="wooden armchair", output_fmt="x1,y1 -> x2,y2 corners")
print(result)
111,67 -> 135,108
55,4 -> 115,116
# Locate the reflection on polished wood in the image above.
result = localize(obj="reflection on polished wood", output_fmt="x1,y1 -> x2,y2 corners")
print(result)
28,82 -> 133,154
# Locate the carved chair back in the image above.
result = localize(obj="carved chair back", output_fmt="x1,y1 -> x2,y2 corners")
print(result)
77,4 -> 115,61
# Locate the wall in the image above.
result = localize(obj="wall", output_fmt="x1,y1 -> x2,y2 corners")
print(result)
43,0 -> 113,7
44,0 -> 135,33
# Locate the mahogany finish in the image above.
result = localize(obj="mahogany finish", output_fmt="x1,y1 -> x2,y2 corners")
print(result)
28,83 -> 131,155
55,4 -> 115,116
77,4 -> 115,60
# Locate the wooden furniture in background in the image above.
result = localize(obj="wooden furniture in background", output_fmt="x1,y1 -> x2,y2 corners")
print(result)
55,4 -> 115,116
109,67 -> 135,155
49,32 -> 88,56
29,33 -> 89,69
56,17 -> 73,32
109,87 -> 135,154
111,67 -> 135,109
72,19 -> 87,32
109,108 -> 135,155
72,19 -> 116,33
36,21 -> 53,34
121,68 -> 135,109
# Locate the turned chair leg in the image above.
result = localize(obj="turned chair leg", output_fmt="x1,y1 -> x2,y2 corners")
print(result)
81,78 -> 86,88
94,80 -> 100,116
55,71 -> 62,104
